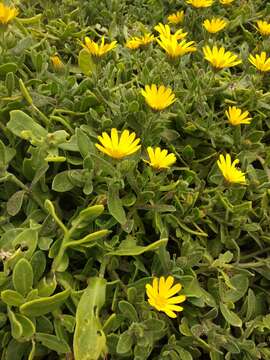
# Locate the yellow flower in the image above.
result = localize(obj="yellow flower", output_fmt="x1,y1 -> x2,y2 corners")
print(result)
186,0 -> 214,8
157,36 -> 196,58
225,106 -> 252,126
0,3 -> 18,24
125,33 -> 154,49
139,33 -> 155,46
219,0 -> 235,4
249,52 -> 270,72
167,11 -> 184,25
146,276 -> 186,318
217,154 -> 246,184
203,45 -> 242,69
50,55 -> 64,70
155,23 -> 187,40
95,129 -> 141,159
141,84 -> 176,111
81,36 -> 117,57
125,38 -> 141,49
146,147 -> 176,169
203,18 -> 228,33
256,20 -> 270,36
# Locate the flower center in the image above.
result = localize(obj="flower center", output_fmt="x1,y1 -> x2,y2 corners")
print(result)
155,295 -> 167,308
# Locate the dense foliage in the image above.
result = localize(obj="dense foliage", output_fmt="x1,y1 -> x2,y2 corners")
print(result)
0,0 -> 270,359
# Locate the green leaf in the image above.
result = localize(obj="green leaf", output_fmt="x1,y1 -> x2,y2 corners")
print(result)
36,333 -> 70,353
0,139 -> 6,168
107,238 -> 167,256
220,303 -> 242,327
60,315 -> 76,333
52,171 -> 75,192
12,228 -> 38,260
20,289 -> 70,316
108,183 -> 126,224
6,190 -> 25,216
30,250 -> 46,285
0,63 -> 18,75
118,301 -> 138,322
5,339 -> 29,360
37,275 -> 57,297
65,229 -> 110,249
7,110 -> 47,139
8,307 -> 23,339
74,204 -> 105,225
74,277 -> 107,360
116,331 -> 133,354
245,289 -> 256,321
221,274 -> 249,303
12,258 -> 33,297
76,128 -> 93,158
1,290 -> 25,306
78,49 -> 96,76
15,314 -> 35,339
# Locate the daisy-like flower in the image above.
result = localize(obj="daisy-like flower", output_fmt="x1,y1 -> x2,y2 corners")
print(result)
125,38 -> 141,49
81,36 -> 117,57
167,11 -> 184,25
217,154 -> 246,184
203,45 -> 242,69
256,20 -> 270,36
125,33 -> 155,49
225,106 -> 252,126
0,3 -> 18,24
186,0 -> 214,8
219,0 -> 235,4
50,55 -> 64,70
249,52 -> 270,72
139,33 -> 155,46
141,84 -> 176,111
155,23 -> 187,40
146,147 -> 176,169
146,276 -> 186,318
95,128 -> 141,159
157,36 -> 196,58
203,18 -> 228,33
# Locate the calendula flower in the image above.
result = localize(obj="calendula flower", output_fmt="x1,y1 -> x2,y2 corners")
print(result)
146,147 -> 176,169
167,11 -> 184,25
219,0 -> 234,4
0,3 -> 18,24
81,36 -> 117,57
141,84 -> 176,111
186,0 -> 214,8
157,36 -> 196,58
256,20 -> 270,36
217,154 -> 246,184
225,106 -> 252,126
95,129 -> 141,159
249,52 -> 270,72
203,18 -> 228,33
155,23 -> 187,40
203,45 -> 242,69
146,276 -> 186,318
50,55 -> 64,70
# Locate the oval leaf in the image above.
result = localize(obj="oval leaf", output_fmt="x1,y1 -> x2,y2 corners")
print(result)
220,303 -> 242,327
108,183 -> 126,225
36,333 -> 70,353
12,258 -> 33,297
20,289 -> 70,317
7,190 -> 25,216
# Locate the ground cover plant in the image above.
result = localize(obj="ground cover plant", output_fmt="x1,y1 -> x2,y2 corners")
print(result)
0,0 -> 270,359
